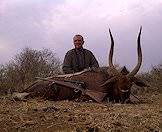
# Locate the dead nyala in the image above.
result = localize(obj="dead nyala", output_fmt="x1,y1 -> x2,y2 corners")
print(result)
14,27 -> 147,103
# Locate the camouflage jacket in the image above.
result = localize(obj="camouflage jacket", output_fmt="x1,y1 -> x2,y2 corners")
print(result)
62,48 -> 99,74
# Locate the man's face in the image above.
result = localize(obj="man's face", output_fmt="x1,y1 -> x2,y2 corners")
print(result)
73,35 -> 84,49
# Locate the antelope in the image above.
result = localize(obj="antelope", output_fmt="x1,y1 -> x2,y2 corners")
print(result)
101,27 -> 145,103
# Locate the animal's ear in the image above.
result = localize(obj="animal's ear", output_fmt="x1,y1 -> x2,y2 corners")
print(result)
100,76 -> 117,87
131,77 -> 148,87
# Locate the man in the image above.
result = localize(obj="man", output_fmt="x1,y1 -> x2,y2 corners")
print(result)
62,34 -> 99,74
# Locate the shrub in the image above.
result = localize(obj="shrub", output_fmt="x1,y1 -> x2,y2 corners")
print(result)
138,63 -> 162,93
0,47 -> 61,94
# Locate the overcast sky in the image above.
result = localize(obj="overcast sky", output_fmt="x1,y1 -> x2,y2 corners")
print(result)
0,0 -> 162,72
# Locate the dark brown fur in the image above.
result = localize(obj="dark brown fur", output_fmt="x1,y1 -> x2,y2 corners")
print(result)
23,68 -> 109,101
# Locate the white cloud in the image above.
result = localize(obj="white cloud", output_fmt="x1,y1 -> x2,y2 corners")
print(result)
42,0 -> 162,37
42,0 -> 162,42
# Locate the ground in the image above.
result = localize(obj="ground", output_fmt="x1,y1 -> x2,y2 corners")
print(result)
0,92 -> 160,132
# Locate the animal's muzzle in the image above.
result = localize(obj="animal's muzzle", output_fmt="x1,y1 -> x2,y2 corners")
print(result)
121,89 -> 131,103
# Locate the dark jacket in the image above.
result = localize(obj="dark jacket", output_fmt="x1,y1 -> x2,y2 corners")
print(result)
62,48 -> 99,74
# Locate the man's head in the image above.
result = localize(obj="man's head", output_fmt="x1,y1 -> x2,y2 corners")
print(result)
73,34 -> 84,49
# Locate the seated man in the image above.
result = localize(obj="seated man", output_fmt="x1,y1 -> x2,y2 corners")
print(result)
62,34 -> 99,74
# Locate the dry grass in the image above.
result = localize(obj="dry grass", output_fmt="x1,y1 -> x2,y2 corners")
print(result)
0,91 -> 160,132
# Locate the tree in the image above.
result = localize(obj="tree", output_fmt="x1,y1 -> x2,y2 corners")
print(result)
0,47 -> 61,94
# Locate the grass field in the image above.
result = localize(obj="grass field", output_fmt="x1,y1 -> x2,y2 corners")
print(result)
0,91 -> 160,132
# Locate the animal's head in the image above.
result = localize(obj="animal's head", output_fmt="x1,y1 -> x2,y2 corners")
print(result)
101,27 -> 146,103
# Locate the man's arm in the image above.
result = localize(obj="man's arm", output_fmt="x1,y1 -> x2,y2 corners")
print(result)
62,51 -> 75,74
89,51 -> 99,68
